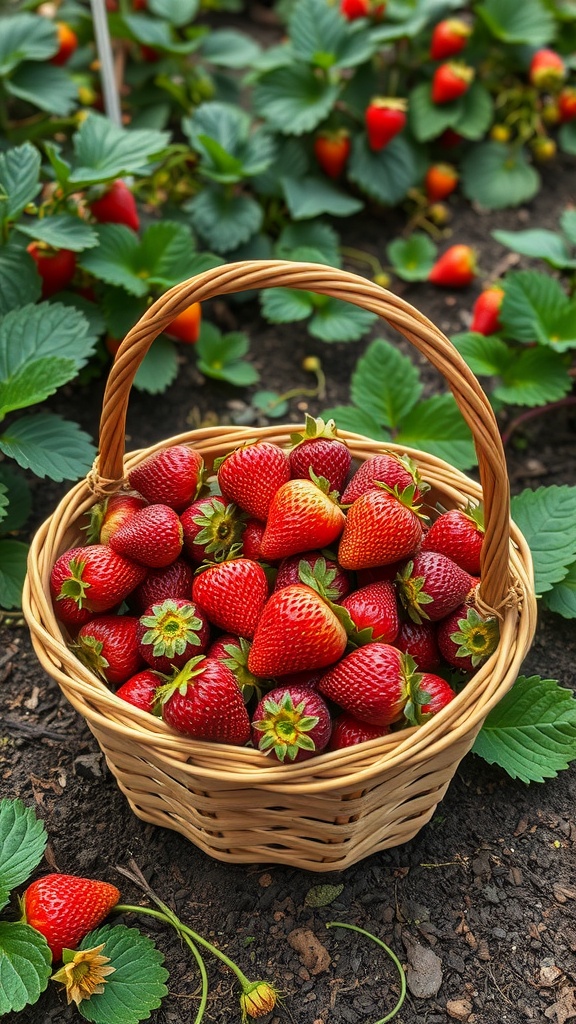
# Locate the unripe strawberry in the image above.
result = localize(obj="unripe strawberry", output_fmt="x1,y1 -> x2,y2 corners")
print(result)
558,87 -> 576,122
424,163 -> 458,202
431,62 -> 474,105
430,18 -> 471,61
490,124 -> 511,143
164,303 -> 202,344
313,130 -> 351,179
531,136 -> 557,162
529,48 -> 566,90
428,244 -> 477,288
50,21 -> 78,66
365,98 -> 407,151
470,286 -> 504,335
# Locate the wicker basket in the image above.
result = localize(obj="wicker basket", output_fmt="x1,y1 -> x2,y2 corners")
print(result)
23,261 -> 537,872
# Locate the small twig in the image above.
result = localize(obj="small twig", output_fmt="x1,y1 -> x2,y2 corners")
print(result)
1,717 -> 70,742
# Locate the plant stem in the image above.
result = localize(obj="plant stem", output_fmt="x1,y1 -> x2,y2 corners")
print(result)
325,921 -> 406,1024
501,396 -> 576,446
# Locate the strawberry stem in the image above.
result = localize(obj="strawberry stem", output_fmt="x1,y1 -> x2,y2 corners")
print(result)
325,922 -> 406,1022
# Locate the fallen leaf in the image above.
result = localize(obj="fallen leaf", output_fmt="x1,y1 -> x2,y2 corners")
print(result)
446,998 -> 473,1021
287,928 -> 332,975
305,884 -> 344,908
544,982 -> 576,1024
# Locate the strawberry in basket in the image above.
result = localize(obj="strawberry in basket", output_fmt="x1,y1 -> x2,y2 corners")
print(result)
287,415 -> 352,494
251,685 -> 332,762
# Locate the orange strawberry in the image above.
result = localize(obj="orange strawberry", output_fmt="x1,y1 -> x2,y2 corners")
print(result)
164,303 -> 202,344
529,48 -> 566,90
251,685 -> 332,762
248,584 -> 348,677
50,21 -> 78,66
128,444 -> 204,512
158,656 -> 251,744
109,503 -> 183,567
259,477 -> 345,561
217,441 -> 291,521
318,642 -> 413,725
22,874 -> 120,962
192,558 -> 269,639
424,163 -> 458,202
313,130 -> 351,179
338,485 -> 424,570
428,244 -> 477,287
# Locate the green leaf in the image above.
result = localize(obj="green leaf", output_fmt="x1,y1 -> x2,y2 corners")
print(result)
321,405 -> 390,440
120,13 -> 200,54
0,143 -> 41,223
559,120 -> 576,155
139,221 -> 218,286
396,393 -> 477,470
186,188 -> 262,252
500,270 -> 571,343
69,112 -> 171,187
148,0 -> 200,25
0,800 -> 47,910
511,486 -> 576,596
543,561 -> 576,618
350,338 -> 421,429
101,288 -> 148,340
0,483 -> 7,526
196,323 -> 259,386
559,208 -> 576,247
277,222 -> 341,267
200,29 -> 261,67
535,304 -> 576,352
80,225 -> 145,295
472,675 -> 576,783
77,924 -> 168,1024
348,135 -> 417,205
0,414 -> 96,481
0,922 -> 51,1016
309,297 -> 377,342
0,356 -> 75,417
0,302 -> 99,385
251,390 -> 289,418
461,143 -> 540,210
475,0 -> 556,45
134,337 -> 179,394
387,233 -> 437,281
183,103 -> 275,181
0,246 -> 41,316
288,0 -> 375,68
493,347 -> 572,407
451,332 -> 514,376
253,64 -> 340,135
281,175 -> 363,219
491,228 -> 576,269
409,81 -> 467,142
0,13 -> 57,74
261,288 -> 315,324
253,137 -> 310,198
452,82 -> 494,140
305,882 -> 344,907
16,215 -> 99,253
6,63 -> 78,117
0,465 -> 31,532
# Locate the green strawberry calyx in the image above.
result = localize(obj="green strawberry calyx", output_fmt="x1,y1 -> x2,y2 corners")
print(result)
462,501 -> 485,533
140,599 -> 204,659
396,561 -> 434,624
401,654 -> 431,726
84,497 -> 108,544
450,606 -> 499,667
72,634 -> 109,679
220,638 -> 264,702
190,498 -> 247,561
374,481 -> 428,520
154,655 -> 206,708
289,413 -> 340,448
58,557 -> 89,607
252,693 -> 320,762
307,468 -> 341,505
297,556 -> 342,602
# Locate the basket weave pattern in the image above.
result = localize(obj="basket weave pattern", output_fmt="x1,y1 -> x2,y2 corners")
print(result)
23,262 -> 537,871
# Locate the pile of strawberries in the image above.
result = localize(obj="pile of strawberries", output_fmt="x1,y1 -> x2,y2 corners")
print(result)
50,418 -> 499,763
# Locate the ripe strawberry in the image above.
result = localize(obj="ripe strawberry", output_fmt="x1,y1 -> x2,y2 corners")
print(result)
289,416 -> 352,493
50,21 -> 78,65
137,597 -> 210,673
318,643 -> 412,725
422,506 -> 484,575
259,478 -> 345,561
21,874 -> 120,962
51,545 -> 146,625
73,614 -> 144,685
340,581 -> 399,644
341,452 -> 424,504
240,517 -> 266,560
431,62 -> 474,104
248,584 -> 348,677
395,618 -> 440,671
110,503 -> 183,568
128,445 -> 205,512
27,243 -> 76,298
437,604 -> 499,672
251,685 -> 332,762
328,712 -> 389,750
397,551 -> 475,623
338,486 -> 424,570
313,130 -> 351,179
274,552 -> 351,602
558,87 -> 576,122
428,244 -> 477,287
89,179 -> 140,232
116,668 -> 165,713
86,491 -> 148,544
180,495 -> 245,564
340,0 -> 385,18
208,634 -> 264,702
469,286 -> 504,335
365,98 -> 407,151
158,656 -> 251,744
529,48 -> 566,90
192,558 -> 269,639
164,303 -> 202,344
429,18 -> 471,61
217,441 -> 290,521
130,557 -> 195,614
404,671 -> 456,724
424,163 -> 458,202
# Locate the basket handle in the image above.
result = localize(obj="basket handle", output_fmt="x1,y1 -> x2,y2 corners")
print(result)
97,260 -> 511,609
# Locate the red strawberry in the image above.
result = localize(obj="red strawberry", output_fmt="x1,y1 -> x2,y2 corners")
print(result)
558,87 -> 576,122
86,491 -> 148,544
251,685 -> 332,762
408,673 -> 456,721
340,581 -> 399,643
365,98 -> 407,151
21,874 -> 120,962
318,643 -> 412,725
128,445 -> 205,512
248,584 -> 348,677
288,415 -> 352,494
430,18 -> 471,61
116,668 -> 165,712
338,486 -> 424,570
130,557 -> 195,614
529,48 -> 566,90
356,561 -> 406,586
110,503 -> 183,568
424,163 -> 458,202
27,243 -> 76,298
158,656 -> 251,744
240,518 -> 266,560
340,0 -> 385,18
397,551 -> 474,623
470,286 -> 504,335
395,618 -> 440,671
341,452 -> 424,504
437,604 -> 499,672
50,21 -> 78,65
431,62 -> 474,104
137,597 -> 210,673
73,615 -> 144,685
217,441 -> 290,520
422,506 -> 484,575
274,552 -> 351,602
180,495 -> 245,564
428,244 -> 477,287
328,712 -> 389,751
51,545 -> 146,625
260,478 -> 345,561
314,130 -> 351,179
192,558 -> 269,638
207,634 -> 264,702
89,179 -> 140,232
165,303 -> 202,344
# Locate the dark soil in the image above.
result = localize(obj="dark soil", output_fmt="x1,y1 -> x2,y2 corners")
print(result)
1,152 -> 575,1024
